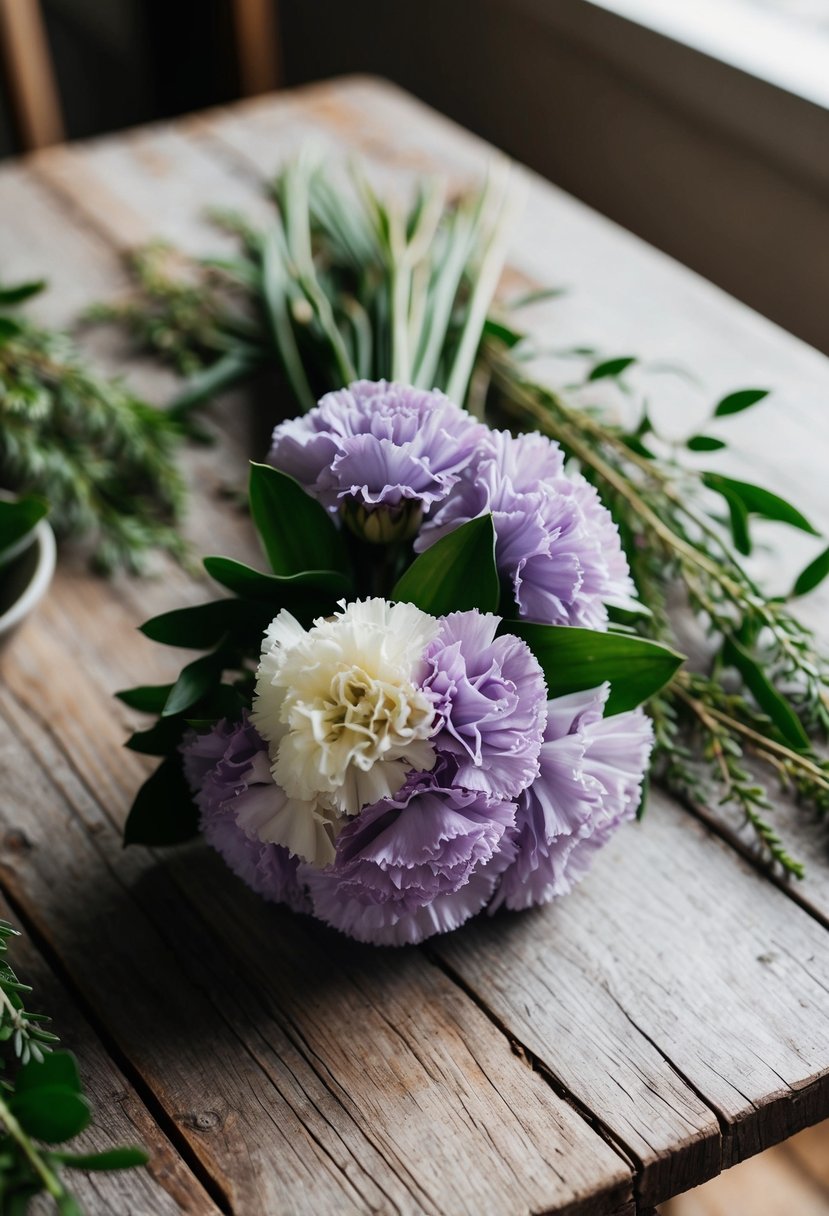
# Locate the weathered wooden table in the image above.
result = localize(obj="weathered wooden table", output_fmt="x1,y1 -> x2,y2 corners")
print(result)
1,77 -> 828,1216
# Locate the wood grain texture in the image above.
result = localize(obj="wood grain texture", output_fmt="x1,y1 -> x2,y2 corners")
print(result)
1,75 -> 828,1213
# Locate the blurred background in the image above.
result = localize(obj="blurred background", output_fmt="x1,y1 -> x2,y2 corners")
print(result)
1,0 -> 829,354
1,2 -> 828,1211
0,0 -> 827,354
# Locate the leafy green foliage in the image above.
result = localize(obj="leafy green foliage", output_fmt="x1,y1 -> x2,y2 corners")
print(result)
392,516 -> 499,616
0,279 -> 187,573
509,623 -> 684,714
0,922 -> 147,1212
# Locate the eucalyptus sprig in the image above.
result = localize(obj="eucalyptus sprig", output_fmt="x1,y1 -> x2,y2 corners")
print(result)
0,921 -> 147,1213
0,280 -> 187,574
93,155 -> 829,874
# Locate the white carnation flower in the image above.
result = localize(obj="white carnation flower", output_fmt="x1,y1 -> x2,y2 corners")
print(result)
250,598 -> 440,866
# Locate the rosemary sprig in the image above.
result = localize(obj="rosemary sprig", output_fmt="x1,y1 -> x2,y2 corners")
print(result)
0,281 -> 187,573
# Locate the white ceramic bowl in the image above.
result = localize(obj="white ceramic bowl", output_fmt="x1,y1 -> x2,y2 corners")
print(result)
0,518 -> 56,646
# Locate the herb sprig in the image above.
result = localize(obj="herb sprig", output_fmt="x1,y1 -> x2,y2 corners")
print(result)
93,155 -> 829,874
0,281 -> 186,574
0,920 -> 147,1213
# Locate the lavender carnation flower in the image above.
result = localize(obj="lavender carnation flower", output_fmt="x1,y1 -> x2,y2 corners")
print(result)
423,610 -> 547,800
182,715 -> 309,914
417,429 -> 636,628
267,380 -> 485,542
306,770 -> 517,946
491,685 -> 653,912
182,602 -> 652,946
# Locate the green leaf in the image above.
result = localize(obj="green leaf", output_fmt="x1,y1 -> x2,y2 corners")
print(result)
687,435 -> 726,452
0,316 -> 23,344
115,684 -> 174,714
57,1196 -> 84,1216
504,286 -> 566,310
702,473 -> 818,536
393,515 -> 499,615
125,716 -> 187,757
507,622 -> 684,714
140,598 -> 270,649
162,650 -> 224,718
792,545 -> 829,598
723,635 -> 811,751
168,348 -> 260,420
123,758 -> 199,846
588,356 -> 635,381
248,463 -> 347,576
57,1146 -> 149,1171
203,555 -> 350,602
718,486 -> 751,556
15,1052 -> 81,1096
713,388 -> 769,417
0,495 -> 48,558
482,317 -> 524,349
11,1053 -> 90,1143
0,280 -> 46,307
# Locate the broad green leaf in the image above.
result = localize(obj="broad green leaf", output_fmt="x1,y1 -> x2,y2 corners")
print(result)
703,473 -> 818,536
792,545 -> 829,598
15,1051 -> 81,1095
687,435 -> 726,452
713,388 -> 769,417
162,649 -> 225,718
115,684 -> 174,714
123,758 -> 199,846
11,1053 -> 90,1143
393,515 -> 499,615
11,1090 -> 90,1143
140,598 -> 271,649
204,555 -> 350,602
723,635 -> 810,751
57,1147 -> 150,1171
249,462 -> 347,576
507,622 -> 684,714
0,279 -> 46,306
588,356 -> 635,381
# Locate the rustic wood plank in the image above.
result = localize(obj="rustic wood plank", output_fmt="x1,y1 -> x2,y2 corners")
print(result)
435,787 -> 829,1204
0,153 -> 635,1216
0,894 -> 221,1215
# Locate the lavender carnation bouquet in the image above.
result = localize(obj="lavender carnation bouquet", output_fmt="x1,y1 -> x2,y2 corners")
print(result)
121,379 -> 678,945
115,153 -> 829,936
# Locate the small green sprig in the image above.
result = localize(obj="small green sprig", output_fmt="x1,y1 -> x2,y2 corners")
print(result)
0,921 -> 147,1214
0,280 -> 187,574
